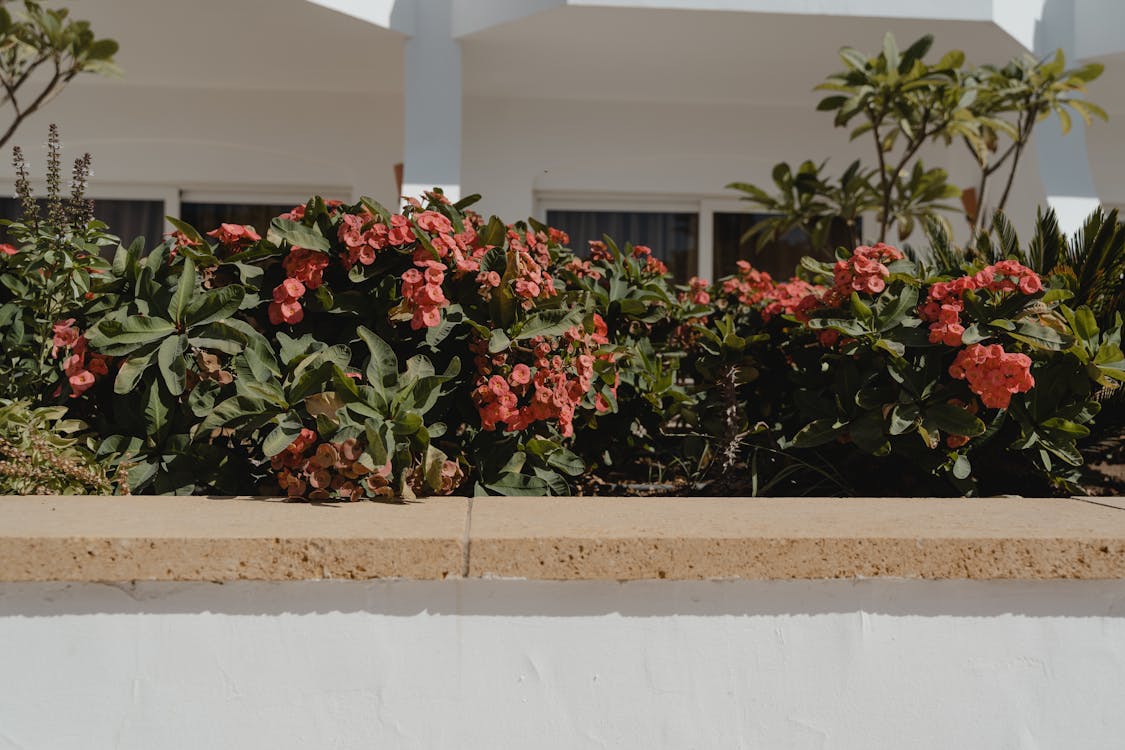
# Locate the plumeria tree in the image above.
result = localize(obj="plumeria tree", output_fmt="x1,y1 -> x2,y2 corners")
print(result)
0,0 -> 119,150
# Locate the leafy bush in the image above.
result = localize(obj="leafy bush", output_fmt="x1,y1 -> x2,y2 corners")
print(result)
707,235 -> 1125,495
2,133 -> 1120,498
0,399 -> 121,494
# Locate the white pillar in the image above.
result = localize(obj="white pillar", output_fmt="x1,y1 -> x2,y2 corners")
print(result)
402,0 -> 461,204
1034,0 -> 1101,234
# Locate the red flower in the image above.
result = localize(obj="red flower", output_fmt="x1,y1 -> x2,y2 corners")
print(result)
206,223 -> 261,246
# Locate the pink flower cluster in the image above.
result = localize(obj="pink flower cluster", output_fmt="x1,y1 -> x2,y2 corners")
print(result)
687,276 -> 711,305
279,200 -> 343,222
949,344 -> 1035,409
563,256 -> 603,281
919,261 -> 1044,347
272,430 -> 394,501
401,262 -> 450,329
471,315 -> 613,437
337,210 -> 389,268
266,247 -> 331,326
831,242 -> 904,297
269,277 -> 306,325
283,247 -> 329,289
632,245 -> 668,276
52,319 -> 108,398
722,261 -> 825,322
206,223 -> 260,250
476,229 -> 559,311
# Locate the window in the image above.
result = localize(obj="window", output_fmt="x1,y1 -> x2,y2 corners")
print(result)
710,212 -> 858,280
0,197 -> 165,248
540,194 -> 860,283
544,209 -> 698,282
180,201 -> 298,237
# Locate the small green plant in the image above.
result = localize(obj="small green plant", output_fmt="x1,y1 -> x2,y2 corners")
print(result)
0,124 -> 116,403
0,399 -> 122,494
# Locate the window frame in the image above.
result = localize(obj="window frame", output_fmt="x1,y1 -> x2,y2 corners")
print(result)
0,181 -> 350,237
537,191 -> 761,281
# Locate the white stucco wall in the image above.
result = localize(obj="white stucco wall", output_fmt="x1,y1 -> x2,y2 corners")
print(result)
2,579 -> 1124,749
0,83 -> 405,209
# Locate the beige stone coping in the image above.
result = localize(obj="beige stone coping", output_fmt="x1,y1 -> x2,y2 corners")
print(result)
1,495 -> 1124,582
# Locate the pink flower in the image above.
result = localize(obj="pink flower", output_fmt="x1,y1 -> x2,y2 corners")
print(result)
268,299 -> 304,325
0,243 -> 18,255
207,223 -> 260,246
272,277 -> 306,302
52,319 -> 79,356
949,344 -> 1034,409
283,247 -> 329,290
68,369 -> 95,396
415,210 -> 454,235
1019,274 -> 1043,294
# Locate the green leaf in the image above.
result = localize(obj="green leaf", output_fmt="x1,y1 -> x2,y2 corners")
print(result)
267,218 -> 330,252
263,412 -> 305,457
484,471 -> 550,496
183,285 -> 245,328
889,402 -> 919,435
188,321 -> 248,355
357,326 -> 399,386
925,403 -> 985,437
113,343 -> 160,394
157,334 -> 188,396
515,308 -> 584,340
791,418 -> 845,448
488,328 -> 511,354
546,447 -> 585,476
168,257 -> 196,324
89,317 -> 175,355
142,377 -> 172,439
952,455 -> 971,480
1009,321 -> 1073,351
1040,417 -> 1090,439
849,411 -> 890,456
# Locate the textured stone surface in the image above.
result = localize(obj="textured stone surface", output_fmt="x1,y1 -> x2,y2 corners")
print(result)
0,495 -> 468,581
467,496 -> 1125,580
2,495 -> 1125,581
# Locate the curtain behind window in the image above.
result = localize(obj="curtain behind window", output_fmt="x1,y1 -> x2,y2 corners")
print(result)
0,197 -> 165,252
546,210 -> 698,282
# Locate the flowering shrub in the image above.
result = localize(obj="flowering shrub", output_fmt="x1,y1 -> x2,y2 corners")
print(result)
61,189 -> 675,496
780,245 -> 1125,493
3,139 -> 1120,497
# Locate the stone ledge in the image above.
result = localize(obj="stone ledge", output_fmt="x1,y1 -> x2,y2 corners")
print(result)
1,495 -> 1124,581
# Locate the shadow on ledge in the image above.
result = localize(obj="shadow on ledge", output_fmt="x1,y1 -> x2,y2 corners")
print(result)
3,578 -> 1125,619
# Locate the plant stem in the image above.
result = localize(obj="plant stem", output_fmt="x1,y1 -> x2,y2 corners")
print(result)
996,108 -> 1035,216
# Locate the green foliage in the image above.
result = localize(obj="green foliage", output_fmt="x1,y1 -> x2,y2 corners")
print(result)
0,126 -> 115,402
1,130 -> 1118,498
0,399 -> 119,494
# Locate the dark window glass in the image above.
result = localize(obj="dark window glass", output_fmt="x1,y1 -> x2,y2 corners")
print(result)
545,209 -> 698,282
712,212 -> 860,280
0,196 -> 165,248
180,202 -> 297,237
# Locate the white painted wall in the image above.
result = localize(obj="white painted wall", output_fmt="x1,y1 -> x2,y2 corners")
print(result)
2,579 -> 1124,749
0,0 -> 1108,250
0,83 -> 404,212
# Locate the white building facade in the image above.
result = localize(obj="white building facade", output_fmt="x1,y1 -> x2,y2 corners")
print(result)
2,0 -> 1123,280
